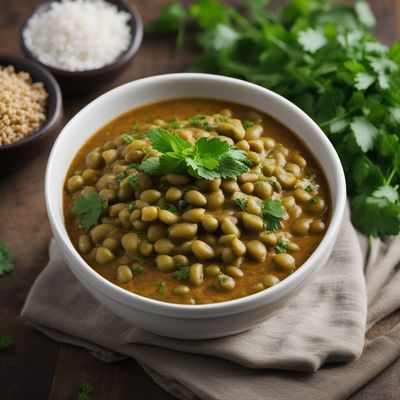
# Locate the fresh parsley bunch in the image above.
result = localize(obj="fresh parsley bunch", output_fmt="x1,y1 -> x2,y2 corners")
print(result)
140,128 -> 250,179
148,0 -> 400,236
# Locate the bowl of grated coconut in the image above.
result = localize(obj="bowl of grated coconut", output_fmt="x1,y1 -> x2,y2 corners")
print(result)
20,0 -> 143,95
0,56 -> 63,174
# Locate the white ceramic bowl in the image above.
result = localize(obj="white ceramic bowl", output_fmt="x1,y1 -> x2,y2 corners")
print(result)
45,73 -> 346,339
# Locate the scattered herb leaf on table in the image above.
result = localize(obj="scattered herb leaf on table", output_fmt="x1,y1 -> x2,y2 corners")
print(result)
148,0 -> 400,236
0,241 -> 14,276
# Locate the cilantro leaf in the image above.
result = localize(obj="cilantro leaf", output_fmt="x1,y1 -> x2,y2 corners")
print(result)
0,333 -> 13,350
243,120 -> 254,129
127,175 -> 138,190
71,192 -> 108,231
0,242 -> 14,276
77,379 -> 93,400
193,137 -> 229,169
351,194 -> 400,236
171,265 -> 190,281
350,117 -> 378,153
261,199 -> 285,232
147,128 -> 191,154
140,128 -> 249,180
232,198 -> 248,211
275,240 -> 287,253
298,28 -> 327,53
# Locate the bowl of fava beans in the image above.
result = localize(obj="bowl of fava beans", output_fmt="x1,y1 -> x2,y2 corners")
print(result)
45,73 -> 346,339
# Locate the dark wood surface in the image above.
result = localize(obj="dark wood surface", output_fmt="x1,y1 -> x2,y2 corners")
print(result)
0,1 -> 398,399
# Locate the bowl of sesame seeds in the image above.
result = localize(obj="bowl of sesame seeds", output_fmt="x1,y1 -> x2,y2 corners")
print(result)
20,0 -> 143,95
0,56 -> 63,174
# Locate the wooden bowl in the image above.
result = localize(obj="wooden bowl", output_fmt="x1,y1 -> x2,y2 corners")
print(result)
0,56 -> 63,175
20,0 -> 143,95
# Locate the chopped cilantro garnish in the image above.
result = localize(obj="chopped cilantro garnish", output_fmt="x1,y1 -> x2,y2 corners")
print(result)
176,199 -> 192,210
71,192 -> 108,231
128,203 -> 136,212
216,115 -> 229,123
127,162 -> 141,170
139,128 -> 250,180
127,175 -> 138,190
133,266 -> 145,274
243,120 -> 254,129
232,198 -> 247,211
217,275 -> 227,285
261,199 -> 285,232
0,242 -> 14,276
305,184 -> 314,193
310,197 -> 319,205
0,333 -> 13,350
122,133 -> 134,144
275,240 -> 288,253
133,122 -> 141,132
156,281 -> 166,295
116,170 -> 128,182
172,265 -> 190,281
170,122 -> 182,129
134,256 -> 146,264
168,117 -> 177,122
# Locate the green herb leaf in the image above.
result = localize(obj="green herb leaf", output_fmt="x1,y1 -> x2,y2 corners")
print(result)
127,175 -> 138,190
71,192 -> 108,231
116,170 -> 128,182
156,281 -> 166,295
140,128 -> 250,180
122,133 -> 134,144
133,266 -> 145,274
171,265 -> 190,281
77,379 -> 93,400
0,242 -> 14,276
0,333 -> 13,350
243,120 -> 254,129
275,240 -> 287,253
261,199 -> 285,232
134,256 -> 146,264
232,198 -> 248,211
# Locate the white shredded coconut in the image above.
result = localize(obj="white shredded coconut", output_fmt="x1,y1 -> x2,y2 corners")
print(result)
23,0 -> 132,71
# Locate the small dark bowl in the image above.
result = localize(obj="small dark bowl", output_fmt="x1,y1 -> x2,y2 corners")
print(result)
20,0 -> 143,95
0,56 -> 63,175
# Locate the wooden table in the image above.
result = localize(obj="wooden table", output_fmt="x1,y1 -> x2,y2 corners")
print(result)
0,0 -> 399,398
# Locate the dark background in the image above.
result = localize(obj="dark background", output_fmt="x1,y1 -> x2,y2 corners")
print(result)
0,0 -> 399,398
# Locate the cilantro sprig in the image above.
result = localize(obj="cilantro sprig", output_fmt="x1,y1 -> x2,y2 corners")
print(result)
71,192 -> 108,231
77,379 -> 93,400
140,128 -> 250,180
171,264 -> 190,281
0,333 -> 13,350
261,199 -> 285,232
149,0 -> 400,236
0,242 -> 14,276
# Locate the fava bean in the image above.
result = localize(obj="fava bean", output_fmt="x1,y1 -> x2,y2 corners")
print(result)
246,240 -> 267,261
95,247 -> 115,264
191,240 -> 215,260
183,208 -> 205,223
262,274 -> 280,288
185,190 -> 207,207
273,253 -> 295,271
156,255 -> 175,272
169,223 -> 198,240
117,265 -> 133,283
190,263 -> 204,286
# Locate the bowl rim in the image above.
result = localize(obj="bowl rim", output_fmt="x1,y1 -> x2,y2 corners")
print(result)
45,73 -> 347,318
0,55 -> 63,152
19,0 -> 143,76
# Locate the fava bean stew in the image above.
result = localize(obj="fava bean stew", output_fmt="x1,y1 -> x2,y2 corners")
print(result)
64,99 -> 330,304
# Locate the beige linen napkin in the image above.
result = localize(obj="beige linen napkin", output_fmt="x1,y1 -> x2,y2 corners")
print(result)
21,206 -> 400,400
